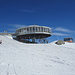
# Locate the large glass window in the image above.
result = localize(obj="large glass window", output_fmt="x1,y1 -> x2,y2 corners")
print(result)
33,27 -> 35,32
23,28 -> 27,33
45,28 -> 47,32
19,29 -> 21,32
44,28 -> 45,32
27,28 -> 29,32
41,27 -> 43,32
36,27 -> 37,32
48,29 -> 50,33
38,27 -> 40,32
30,27 -> 32,32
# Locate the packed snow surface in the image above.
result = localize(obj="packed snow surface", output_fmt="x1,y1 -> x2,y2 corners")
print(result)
0,35 -> 75,75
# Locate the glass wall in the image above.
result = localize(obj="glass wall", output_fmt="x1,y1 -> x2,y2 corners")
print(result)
41,27 -> 43,32
36,27 -> 38,32
16,26 -> 51,35
30,27 -> 32,32
27,28 -> 29,32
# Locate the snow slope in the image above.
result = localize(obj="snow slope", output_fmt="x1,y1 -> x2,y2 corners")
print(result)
0,35 -> 75,75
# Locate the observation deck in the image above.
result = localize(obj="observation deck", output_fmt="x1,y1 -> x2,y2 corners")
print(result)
15,25 -> 52,43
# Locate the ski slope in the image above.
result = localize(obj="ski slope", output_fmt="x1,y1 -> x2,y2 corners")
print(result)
0,35 -> 75,75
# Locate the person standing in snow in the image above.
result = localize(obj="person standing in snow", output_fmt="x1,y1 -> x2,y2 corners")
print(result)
0,39 -> 2,44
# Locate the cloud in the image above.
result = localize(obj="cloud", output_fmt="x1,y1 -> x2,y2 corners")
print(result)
54,27 -> 74,33
8,24 -> 26,32
52,33 -> 70,36
8,29 -> 16,32
8,24 -> 26,28
51,27 -> 75,37
22,9 -> 34,13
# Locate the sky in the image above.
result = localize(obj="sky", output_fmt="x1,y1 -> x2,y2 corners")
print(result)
0,0 -> 75,42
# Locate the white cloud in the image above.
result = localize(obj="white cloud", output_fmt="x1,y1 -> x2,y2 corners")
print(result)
22,9 -> 34,13
8,29 -> 16,32
8,24 -> 26,32
8,24 -> 26,28
52,33 -> 70,36
54,27 -> 74,33
52,27 -> 75,37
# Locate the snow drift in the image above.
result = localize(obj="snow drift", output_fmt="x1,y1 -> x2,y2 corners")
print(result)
0,35 -> 75,75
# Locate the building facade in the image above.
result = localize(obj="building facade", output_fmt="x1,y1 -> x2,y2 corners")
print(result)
15,25 -> 51,43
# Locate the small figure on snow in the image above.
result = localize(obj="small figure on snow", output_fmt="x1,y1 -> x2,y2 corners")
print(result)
0,39 -> 2,44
